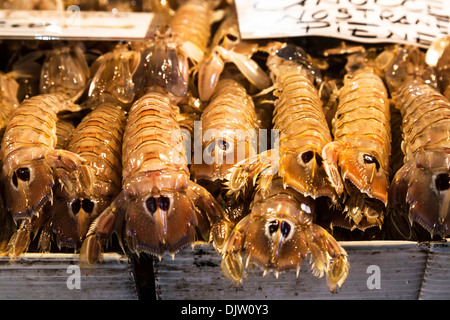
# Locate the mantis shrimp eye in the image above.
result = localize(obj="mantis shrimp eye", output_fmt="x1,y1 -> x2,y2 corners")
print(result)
218,33 -> 238,46
363,154 -> 380,171
301,151 -> 314,164
301,151 -> 323,167
435,173 -> 450,191
72,199 -> 81,214
17,167 -> 31,181
280,221 -> 291,238
82,199 -> 95,213
158,196 -> 171,211
146,197 -> 157,214
268,220 -> 279,235
145,196 -> 171,214
12,172 -> 18,188
72,198 -> 95,214
12,167 -> 31,188
267,220 -> 292,239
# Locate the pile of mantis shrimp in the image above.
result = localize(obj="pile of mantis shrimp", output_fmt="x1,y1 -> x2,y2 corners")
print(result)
0,0 -> 448,293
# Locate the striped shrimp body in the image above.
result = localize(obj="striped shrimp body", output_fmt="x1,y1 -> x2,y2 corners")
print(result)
322,67 -> 391,230
228,44 -> 336,203
1,93 -> 85,222
169,0 -> 223,65
386,46 -> 450,238
191,76 -> 259,183
221,178 -> 349,292
55,118 -> 76,149
80,90 -> 231,266
50,102 -> 126,250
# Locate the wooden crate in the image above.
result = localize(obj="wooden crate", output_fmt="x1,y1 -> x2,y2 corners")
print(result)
0,253 -> 139,300
2,241 -> 450,300
154,241 -> 438,300
420,242 -> 450,300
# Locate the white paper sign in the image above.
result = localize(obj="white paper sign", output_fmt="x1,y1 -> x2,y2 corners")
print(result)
0,9 -> 154,40
235,0 -> 450,48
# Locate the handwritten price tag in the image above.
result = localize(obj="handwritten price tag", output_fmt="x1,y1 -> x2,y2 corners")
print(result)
0,9 -> 154,40
234,0 -> 450,48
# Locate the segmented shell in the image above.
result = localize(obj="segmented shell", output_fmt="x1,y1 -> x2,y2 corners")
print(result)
395,82 -> 450,160
122,91 -> 188,180
333,68 -> 391,169
274,71 -> 332,157
67,102 -> 126,199
191,78 -> 259,181
169,0 -> 213,54
384,45 -> 450,238
322,67 -> 391,230
272,64 -> 335,200
55,118 -> 76,149
1,93 -> 79,170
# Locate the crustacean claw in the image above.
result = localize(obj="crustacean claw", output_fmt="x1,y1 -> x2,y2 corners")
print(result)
198,50 -> 225,102
7,221 -> 31,258
80,233 -> 103,269
225,150 -> 278,199
322,141 -> 345,197
426,36 -> 450,67
322,141 -> 390,204
389,148 -> 450,238
198,46 -> 271,101
80,192 -> 126,269
88,45 -> 141,107
305,224 -> 349,292
197,8 -> 271,101
186,180 -> 233,253
5,203 -> 56,257
220,179 -> 349,292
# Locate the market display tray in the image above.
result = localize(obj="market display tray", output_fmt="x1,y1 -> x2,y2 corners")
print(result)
0,253 -> 138,300
0,240 -> 449,300
154,240 -> 450,300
